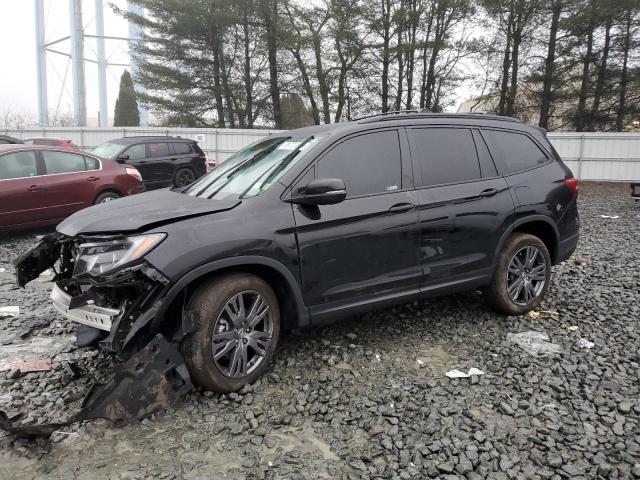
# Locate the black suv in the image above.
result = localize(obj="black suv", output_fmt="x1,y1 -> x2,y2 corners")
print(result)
91,136 -> 207,188
16,113 -> 579,393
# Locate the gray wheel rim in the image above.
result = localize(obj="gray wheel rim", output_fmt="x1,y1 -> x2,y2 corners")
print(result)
506,246 -> 547,306
176,169 -> 195,186
211,290 -> 273,379
100,195 -> 117,203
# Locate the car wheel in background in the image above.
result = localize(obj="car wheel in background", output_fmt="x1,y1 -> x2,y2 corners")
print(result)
484,233 -> 552,315
174,167 -> 196,187
181,273 -> 280,392
94,191 -> 121,204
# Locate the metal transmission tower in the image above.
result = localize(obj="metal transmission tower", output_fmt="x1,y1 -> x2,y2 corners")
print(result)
34,0 -> 148,127
127,0 -> 148,126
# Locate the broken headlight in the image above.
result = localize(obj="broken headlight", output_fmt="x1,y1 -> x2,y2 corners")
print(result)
72,233 -> 166,278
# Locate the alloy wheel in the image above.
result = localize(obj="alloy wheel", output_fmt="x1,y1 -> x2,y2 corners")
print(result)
506,246 -> 547,305
176,169 -> 195,187
211,290 -> 273,379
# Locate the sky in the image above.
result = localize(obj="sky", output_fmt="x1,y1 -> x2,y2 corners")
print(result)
0,0 -> 131,125
0,0 -> 473,126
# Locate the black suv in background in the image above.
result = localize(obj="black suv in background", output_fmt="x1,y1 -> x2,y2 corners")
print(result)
16,112 -> 579,393
91,136 -> 207,188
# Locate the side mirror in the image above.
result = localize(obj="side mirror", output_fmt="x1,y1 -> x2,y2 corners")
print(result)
116,153 -> 129,163
287,178 -> 347,206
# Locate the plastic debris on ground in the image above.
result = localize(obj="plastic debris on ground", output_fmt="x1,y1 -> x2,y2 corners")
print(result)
573,259 -> 589,266
578,338 -> 595,349
445,367 -> 484,378
506,331 -> 562,356
1,313 -> 55,345
568,325 -> 579,331
0,306 -> 19,318
0,267 -> 5,273
527,311 -> 540,319
0,359 -> 51,373
599,215 -> 619,219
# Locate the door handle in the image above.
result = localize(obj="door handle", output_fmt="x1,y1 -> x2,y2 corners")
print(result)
388,203 -> 415,214
87,176 -> 99,182
479,188 -> 499,198
27,185 -> 40,192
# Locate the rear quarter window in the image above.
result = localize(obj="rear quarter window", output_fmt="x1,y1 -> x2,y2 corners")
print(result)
482,129 -> 550,175
172,142 -> 194,155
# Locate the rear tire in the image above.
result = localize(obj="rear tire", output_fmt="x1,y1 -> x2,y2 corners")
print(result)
181,273 -> 280,392
94,191 -> 120,204
485,233 -> 552,315
173,167 -> 196,187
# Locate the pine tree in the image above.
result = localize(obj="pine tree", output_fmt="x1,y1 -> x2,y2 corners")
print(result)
113,70 -> 140,127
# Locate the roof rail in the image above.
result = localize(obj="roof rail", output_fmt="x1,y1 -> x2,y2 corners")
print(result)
353,109 -> 431,122
358,111 -> 522,124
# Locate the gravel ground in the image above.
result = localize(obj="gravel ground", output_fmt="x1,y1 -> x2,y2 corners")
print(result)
0,182 -> 639,480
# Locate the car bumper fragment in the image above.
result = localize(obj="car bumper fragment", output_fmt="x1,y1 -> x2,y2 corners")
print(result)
51,284 -> 119,331
0,334 -> 192,439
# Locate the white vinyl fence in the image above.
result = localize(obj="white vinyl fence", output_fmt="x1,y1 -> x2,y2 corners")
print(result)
3,127 -> 640,182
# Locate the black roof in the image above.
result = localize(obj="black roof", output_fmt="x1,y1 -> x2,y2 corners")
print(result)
108,136 -> 196,145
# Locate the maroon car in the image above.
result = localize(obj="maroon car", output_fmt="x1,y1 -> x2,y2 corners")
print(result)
23,137 -> 80,151
0,145 -> 145,232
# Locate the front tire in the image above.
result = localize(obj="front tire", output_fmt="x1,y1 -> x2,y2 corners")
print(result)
94,191 -> 120,204
181,273 -> 280,392
485,233 -> 552,315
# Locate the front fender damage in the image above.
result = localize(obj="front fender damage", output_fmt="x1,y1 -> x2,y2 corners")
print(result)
4,234 -> 194,439
0,334 -> 191,439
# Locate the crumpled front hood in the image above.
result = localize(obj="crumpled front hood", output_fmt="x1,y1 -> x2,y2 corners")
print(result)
57,189 -> 241,236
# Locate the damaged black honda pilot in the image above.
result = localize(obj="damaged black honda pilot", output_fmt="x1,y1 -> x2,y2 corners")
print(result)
14,112 -> 580,397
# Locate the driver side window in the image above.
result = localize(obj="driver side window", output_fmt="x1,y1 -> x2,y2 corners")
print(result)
125,144 -> 145,160
316,130 -> 402,197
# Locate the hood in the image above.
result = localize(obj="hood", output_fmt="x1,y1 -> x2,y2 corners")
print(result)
58,189 -> 241,236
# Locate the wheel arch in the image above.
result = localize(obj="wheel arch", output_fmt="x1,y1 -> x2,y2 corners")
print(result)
496,216 -> 560,265
157,256 -> 310,335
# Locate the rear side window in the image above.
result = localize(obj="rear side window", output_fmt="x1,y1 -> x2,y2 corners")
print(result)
172,142 -> 194,155
317,130 -> 402,197
42,151 -> 86,174
482,129 -> 549,175
411,128 -> 480,187
84,156 -> 100,170
0,151 -> 38,179
146,142 -> 169,158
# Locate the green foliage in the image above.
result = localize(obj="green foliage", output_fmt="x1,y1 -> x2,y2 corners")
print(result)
113,70 -> 140,127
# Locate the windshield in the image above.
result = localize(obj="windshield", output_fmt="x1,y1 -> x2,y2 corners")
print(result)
91,142 -> 124,159
184,135 -> 324,200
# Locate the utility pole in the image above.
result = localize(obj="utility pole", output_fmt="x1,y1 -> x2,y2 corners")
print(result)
35,0 -> 48,126
69,0 -> 87,126
95,0 -> 109,127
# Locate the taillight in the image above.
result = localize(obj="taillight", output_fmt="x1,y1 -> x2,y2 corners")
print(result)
564,177 -> 579,197
126,167 -> 142,182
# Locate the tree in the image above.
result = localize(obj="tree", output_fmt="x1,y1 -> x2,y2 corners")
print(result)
280,93 -> 315,128
113,70 -> 140,127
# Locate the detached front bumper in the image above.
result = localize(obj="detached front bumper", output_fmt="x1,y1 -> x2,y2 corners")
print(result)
51,284 -> 119,332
